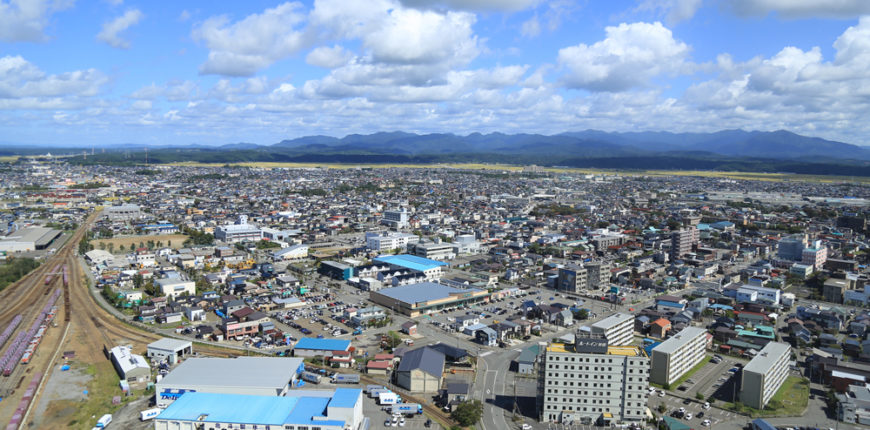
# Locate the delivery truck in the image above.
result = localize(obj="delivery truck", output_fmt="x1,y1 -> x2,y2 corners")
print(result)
300,371 -> 322,384
139,408 -> 161,421
392,403 -> 423,415
369,388 -> 391,398
378,392 -> 400,405
332,374 -> 360,384
96,414 -> 113,428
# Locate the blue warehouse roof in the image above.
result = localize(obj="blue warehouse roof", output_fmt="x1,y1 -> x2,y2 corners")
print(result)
377,282 -> 483,304
374,254 -> 448,272
157,391 -> 350,427
329,388 -> 361,408
294,337 -> 351,351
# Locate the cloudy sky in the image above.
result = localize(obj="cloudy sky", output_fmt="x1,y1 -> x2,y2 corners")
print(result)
3,0 -> 870,147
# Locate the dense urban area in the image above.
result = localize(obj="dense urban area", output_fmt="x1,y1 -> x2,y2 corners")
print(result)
3,157 -> 870,430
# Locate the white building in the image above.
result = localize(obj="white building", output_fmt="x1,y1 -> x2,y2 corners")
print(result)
110,345 -> 150,383
589,313 -> 634,346
272,244 -> 309,261
740,342 -> 791,409
155,276 -> 196,299
366,231 -> 419,252
214,215 -> 262,243
156,357 -> 304,407
453,234 -> 482,255
735,284 -> 781,306
382,208 -> 410,229
146,338 -> 193,365
105,204 -> 142,222
542,336 -> 649,425
649,326 -> 708,386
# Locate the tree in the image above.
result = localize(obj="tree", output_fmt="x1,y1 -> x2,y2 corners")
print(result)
133,273 -> 144,290
572,308 -> 589,320
386,331 -> 403,348
451,400 -> 483,426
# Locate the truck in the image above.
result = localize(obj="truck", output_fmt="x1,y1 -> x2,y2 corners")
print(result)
366,384 -> 385,393
139,408 -> 161,421
300,371 -> 322,384
369,388 -> 391,398
378,392 -> 400,405
332,374 -> 360,384
96,414 -> 112,428
391,403 -> 423,415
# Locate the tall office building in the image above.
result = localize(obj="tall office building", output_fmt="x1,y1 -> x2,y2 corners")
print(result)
650,326 -> 708,386
541,334 -> 649,425
590,313 -> 635,346
740,342 -> 791,409
557,264 -> 588,293
777,234 -> 807,261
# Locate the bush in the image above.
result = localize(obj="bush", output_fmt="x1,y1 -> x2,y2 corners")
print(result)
451,400 -> 483,426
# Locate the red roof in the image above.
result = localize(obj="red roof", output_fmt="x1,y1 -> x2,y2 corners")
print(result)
367,360 -> 392,369
652,318 -> 671,328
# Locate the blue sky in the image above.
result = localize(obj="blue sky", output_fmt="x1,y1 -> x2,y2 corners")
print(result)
2,0 -> 870,147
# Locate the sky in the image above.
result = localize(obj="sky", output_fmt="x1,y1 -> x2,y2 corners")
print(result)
3,0 -> 870,147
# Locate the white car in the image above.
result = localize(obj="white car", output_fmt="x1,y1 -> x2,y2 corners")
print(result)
522,425 -> 533,430
703,402 -> 710,409
685,413 -> 692,420
678,407 -> 685,414
658,391 -> 665,397
702,419 -> 711,426
399,418 -> 405,427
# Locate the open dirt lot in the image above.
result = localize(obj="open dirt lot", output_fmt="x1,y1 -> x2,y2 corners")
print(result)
90,234 -> 188,251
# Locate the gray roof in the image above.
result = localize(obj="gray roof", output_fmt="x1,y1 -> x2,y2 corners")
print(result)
147,337 -> 192,352
397,347 -> 445,378
590,312 -> 633,331
376,282 -> 483,305
159,357 -> 303,390
651,326 -> 708,355
743,342 -> 791,375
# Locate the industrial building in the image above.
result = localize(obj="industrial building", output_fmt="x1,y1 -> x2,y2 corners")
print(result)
104,204 -> 142,222
293,338 -> 352,357
146,338 -> 193,365
369,282 -> 489,317
396,347 -> 445,392
154,388 -> 364,430
271,244 -> 309,261
373,254 -> 447,280
0,227 -> 61,253
541,334 -> 649,425
740,341 -> 791,409
155,275 -> 196,299
155,357 -> 304,407
366,231 -> 419,252
590,313 -> 635,346
109,345 -> 150,383
650,326 -> 708,386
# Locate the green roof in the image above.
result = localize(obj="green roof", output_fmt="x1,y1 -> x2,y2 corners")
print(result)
663,416 -> 691,430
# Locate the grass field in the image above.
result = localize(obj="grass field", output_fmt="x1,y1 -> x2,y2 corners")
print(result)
90,234 -> 188,251
160,161 -> 870,184
721,376 -> 809,417
0,156 -> 19,162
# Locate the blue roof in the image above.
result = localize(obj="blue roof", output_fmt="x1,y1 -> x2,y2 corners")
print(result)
157,391 -> 354,427
294,337 -> 351,351
710,304 -> 734,310
157,392 -> 300,425
752,419 -> 777,430
330,388 -> 362,408
377,282 -> 484,304
374,254 -> 448,272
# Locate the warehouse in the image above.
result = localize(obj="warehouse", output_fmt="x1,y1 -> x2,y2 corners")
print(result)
374,254 -> 447,280
109,345 -> 150,383
155,357 -> 304,407
0,227 -> 61,253
369,282 -> 489,317
396,347 -> 445,392
293,337 -> 352,358
154,388 -> 364,430
146,338 -> 193,365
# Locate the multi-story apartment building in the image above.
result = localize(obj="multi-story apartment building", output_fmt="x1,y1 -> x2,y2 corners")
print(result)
777,234 -> 807,261
669,227 -> 698,260
557,264 -> 588,293
541,334 -> 649,425
382,208 -> 410,229
740,342 -> 791,409
650,326 -> 707,386
590,313 -> 635,346
585,261 -> 611,290
802,244 -> 828,271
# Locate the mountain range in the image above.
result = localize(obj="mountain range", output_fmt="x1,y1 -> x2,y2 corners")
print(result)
28,129 -> 870,176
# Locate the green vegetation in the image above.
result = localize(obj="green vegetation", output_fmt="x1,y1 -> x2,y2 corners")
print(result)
722,376 -> 809,417
255,240 -> 282,249
530,204 -> 586,217
451,400 -> 484,426
572,308 -> 589,320
0,257 -> 41,291
182,226 -> 214,246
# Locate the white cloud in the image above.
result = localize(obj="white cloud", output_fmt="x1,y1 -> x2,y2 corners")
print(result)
520,15 -> 540,38
0,55 -> 106,109
557,21 -> 690,92
97,9 -> 143,49
364,8 -> 478,65
0,0 -> 73,42
193,2 -> 308,76
397,0 -> 539,12
636,0 -> 703,25
728,0 -> 870,19
306,45 -> 352,68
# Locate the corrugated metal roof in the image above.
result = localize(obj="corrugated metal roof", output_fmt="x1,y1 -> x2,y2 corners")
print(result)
374,254 -> 448,272
159,357 -> 303,390
376,282 -> 483,304
294,337 -> 351,351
